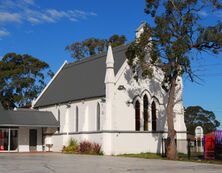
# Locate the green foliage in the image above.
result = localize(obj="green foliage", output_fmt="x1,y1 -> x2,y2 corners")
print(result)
63,138 -> 79,153
126,0 -> 222,159
0,53 -> 53,109
185,106 -> 220,135
126,0 -> 222,87
79,141 -> 103,155
126,25 -> 156,81
120,152 -> 222,163
63,139 -> 103,155
119,152 -> 163,159
65,34 -> 127,60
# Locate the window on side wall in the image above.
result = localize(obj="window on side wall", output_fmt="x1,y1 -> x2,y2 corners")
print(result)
135,100 -> 140,131
76,106 -> 79,132
97,103 -> 100,131
58,108 -> 60,133
151,101 -> 157,131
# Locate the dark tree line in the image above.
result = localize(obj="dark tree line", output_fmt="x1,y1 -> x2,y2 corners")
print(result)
185,106 -> 220,135
65,34 -> 127,60
0,53 -> 53,109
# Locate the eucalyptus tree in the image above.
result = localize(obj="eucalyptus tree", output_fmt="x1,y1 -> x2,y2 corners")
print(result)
185,106 -> 220,135
0,53 -> 53,109
65,34 -> 127,60
126,0 -> 222,159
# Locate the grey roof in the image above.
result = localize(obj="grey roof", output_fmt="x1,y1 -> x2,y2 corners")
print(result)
34,44 -> 128,108
0,106 -> 59,127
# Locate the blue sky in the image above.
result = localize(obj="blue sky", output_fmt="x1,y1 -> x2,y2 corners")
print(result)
0,0 -> 222,128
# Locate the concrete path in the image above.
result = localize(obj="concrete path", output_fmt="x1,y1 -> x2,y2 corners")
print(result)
0,153 -> 221,173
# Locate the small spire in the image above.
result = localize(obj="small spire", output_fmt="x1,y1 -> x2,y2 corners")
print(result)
105,44 -> 115,84
106,44 -> 114,67
136,21 -> 147,38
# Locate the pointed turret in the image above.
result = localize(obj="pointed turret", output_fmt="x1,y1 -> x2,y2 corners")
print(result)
136,21 -> 147,38
105,44 -> 115,84
103,44 -> 115,155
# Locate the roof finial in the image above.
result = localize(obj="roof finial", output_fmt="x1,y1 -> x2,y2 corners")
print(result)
106,43 -> 114,67
136,21 -> 147,38
105,44 -> 115,84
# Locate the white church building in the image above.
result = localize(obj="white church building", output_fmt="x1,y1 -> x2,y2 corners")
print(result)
0,24 -> 187,154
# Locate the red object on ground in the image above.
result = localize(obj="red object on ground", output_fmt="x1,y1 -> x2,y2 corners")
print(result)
204,133 -> 215,160
0,145 -> 4,150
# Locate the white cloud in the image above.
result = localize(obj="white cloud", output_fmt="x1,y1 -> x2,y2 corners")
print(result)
23,0 -> 35,5
27,16 -> 41,24
198,10 -> 208,17
0,0 -> 97,25
0,28 -> 10,37
0,0 -> 97,37
0,0 -> 35,9
24,9 -> 96,24
46,9 -> 67,18
215,11 -> 222,18
0,12 -> 21,23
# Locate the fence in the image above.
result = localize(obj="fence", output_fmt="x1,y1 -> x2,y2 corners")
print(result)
161,138 -> 204,160
162,133 -> 222,160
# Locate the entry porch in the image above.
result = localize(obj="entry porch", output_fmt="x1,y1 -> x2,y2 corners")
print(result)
0,127 -> 43,152
0,104 -> 59,152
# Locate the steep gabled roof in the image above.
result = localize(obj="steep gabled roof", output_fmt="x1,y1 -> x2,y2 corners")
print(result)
34,45 -> 128,108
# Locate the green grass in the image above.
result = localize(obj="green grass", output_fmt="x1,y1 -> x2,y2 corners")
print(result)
118,152 -> 222,164
118,152 -> 164,160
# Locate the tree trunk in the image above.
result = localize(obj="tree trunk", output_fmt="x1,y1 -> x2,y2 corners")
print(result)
166,77 -> 177,160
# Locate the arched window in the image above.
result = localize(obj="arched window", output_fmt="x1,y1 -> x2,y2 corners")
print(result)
97,103 -> 100,131
143,95 -> 149,131
135,100 -> 140,131
151,101 -> 157,131
76,106 -> 79,132
58,109 -> 60,133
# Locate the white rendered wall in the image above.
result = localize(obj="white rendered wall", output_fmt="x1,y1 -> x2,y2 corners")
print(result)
18,127 -> 29,152
38,61 -> 187,154
113,62 -> 186,134
111,132 -> 187,155
40,98 -> 105,151
44,131 -> 186,154
36,128 -> 43,151
18,127 -> 42,152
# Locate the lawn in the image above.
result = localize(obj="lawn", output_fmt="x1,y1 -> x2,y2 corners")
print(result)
119,153 -> 163,160
118,152 -> 222,164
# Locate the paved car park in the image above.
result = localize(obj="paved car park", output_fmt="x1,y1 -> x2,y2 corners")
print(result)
0,153 -> 221,173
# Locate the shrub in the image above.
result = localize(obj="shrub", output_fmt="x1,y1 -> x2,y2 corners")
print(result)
63,138 -> 79,153
92,143 -> 103,155
79,141 -> 92,154
79,141 -> 103,155
63,139 -> 103,155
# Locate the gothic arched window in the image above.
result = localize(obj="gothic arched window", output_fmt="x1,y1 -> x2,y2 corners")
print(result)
97,103 -> 100,131
135,100 -> 140,131
58,108 -> 60,133
151,101 -> 157,131
76,106 -> 79,132
143,95 -> 149,131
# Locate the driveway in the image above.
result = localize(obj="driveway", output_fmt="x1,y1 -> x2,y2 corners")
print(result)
0,153 -> 221,173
